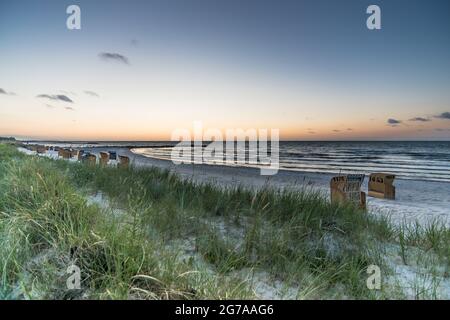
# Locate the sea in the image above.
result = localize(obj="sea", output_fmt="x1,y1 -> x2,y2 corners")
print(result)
29,141 -> 450,183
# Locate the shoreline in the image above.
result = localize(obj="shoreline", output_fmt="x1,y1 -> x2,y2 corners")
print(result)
79,147 -> 450,227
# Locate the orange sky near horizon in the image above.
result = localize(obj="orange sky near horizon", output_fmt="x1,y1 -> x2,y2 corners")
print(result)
1,109 -> 448,141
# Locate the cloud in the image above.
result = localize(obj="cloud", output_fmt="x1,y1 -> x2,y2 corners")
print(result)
409,117 -> 430,122
43,103 -> 74,111
0,88 -> 16,95
347,128 -> 353,131
99,52 -> 129,64
131,39 -> 139,47
84,90 -> 100,97
436,112 -> 450,120
387,118 -> 402,126
333,129 -> 341,133
37,94 -> 74,103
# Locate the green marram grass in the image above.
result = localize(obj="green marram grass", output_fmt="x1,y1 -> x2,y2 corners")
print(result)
0,143 -> 448,299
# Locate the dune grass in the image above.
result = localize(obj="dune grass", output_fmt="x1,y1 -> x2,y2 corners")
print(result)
0,143 -> 448,299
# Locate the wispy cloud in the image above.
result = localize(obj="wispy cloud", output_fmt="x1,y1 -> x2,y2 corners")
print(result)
387,118 -> 402,126
333,129 -> 341,133
347,128 -> 353,131
131,39 -> 139,47
37,94 -> 74,103
436,112 -> 450,120
43,103 -> 74,111
84,90 -> 100,97
0,88 -> 16,95
409,117 -> 430,122
99,52 -> 129,65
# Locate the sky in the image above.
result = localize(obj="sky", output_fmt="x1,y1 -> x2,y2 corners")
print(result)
1,0 -> 449,141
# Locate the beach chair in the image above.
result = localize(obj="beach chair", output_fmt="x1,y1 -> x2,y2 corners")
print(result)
330,174 -> 366,209
118,155 -> 130,169
99,152 -> 109,166
58,149 -> 68,158
36,145 -> 47,154
60,149 -> 72,159
368,173 -> 395,200
82,153 -> 97,166
77,150 -> 85,161
67,149 -> 75,158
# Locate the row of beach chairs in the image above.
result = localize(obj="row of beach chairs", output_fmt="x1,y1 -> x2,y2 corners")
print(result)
25,145 -> 130,168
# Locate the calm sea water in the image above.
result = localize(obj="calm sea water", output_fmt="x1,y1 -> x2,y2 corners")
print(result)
33,141 -> 450,183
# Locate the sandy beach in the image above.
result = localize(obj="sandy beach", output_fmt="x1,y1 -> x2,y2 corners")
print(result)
65,147 -> 450,227
12,143 -> 450,300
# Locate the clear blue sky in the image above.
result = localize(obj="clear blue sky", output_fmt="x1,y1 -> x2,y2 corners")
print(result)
1,0 -> 449,140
